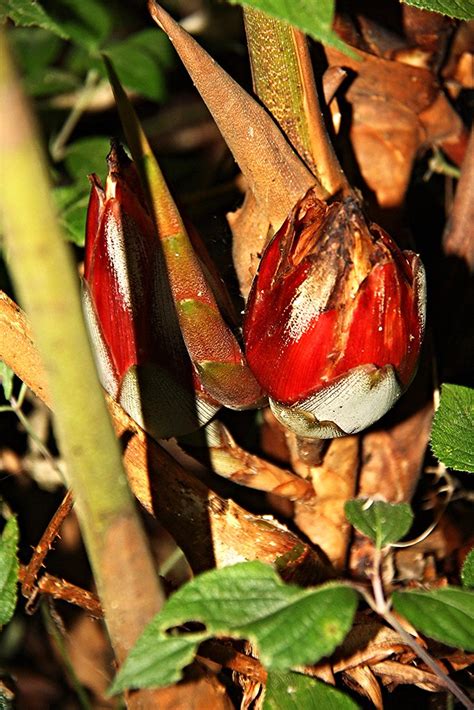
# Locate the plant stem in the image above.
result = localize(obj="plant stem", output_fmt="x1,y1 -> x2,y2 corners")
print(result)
382,608 -> 473,709
243,7 -> 349,197
353,559 -> 474,709
50,69 -> 99,162
0,29 -> 165,694
41,602 -> 93,710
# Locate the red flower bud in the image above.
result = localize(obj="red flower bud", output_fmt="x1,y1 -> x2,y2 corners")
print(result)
83,142 -> 219,437
243,190 -> 426,438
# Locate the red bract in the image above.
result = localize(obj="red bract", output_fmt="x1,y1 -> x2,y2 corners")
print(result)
83,143 -> 219,437
243,189 -> 426,438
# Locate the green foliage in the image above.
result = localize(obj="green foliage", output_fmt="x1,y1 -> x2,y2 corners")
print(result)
461,549 -> 474,589
226,0 -> 357,56
431,384 -> 474,473
4,1 -> 175,245
64,136 -> 111,181
103,30 -> 174,102
110,561 -> 358,693
344,499 -> 413,549
0,362 -> 14,401
392,587 -> 474,651
401,0 -> 474,21
0,516 -> 19,627
44,0 -> 114,52
263,671 -> 360,709
1,0 -> 68,38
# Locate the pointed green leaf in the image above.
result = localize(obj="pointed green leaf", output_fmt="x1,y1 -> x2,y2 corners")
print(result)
227,0 -> 357,56
344,499 -> 413,549
392,587 -> 474,651
0,516 -> 19,627
110,561 -> 358,693
0,361 -> 14,401
264,671 -> 360,709
401,0 -> 474,21
431,383 -> 474,473
461,549 -> 474,589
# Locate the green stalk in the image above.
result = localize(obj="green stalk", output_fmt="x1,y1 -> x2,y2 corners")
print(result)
0,29 -> 164,670
243,7 -> 349,197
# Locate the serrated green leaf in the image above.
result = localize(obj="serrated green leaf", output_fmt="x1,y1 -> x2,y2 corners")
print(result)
226,0 -> 357,57
0,517 -> 19,627
431,384 -> 474,473
264,671 -> 360,709
392,587 -> 474,651
64,136 -> 110,181
2,0 -> 69,39
103,43 -> 166,101
344,499 -> 413,549
461,549 -> 474,589
0,362 -> 14,401
401,0 -> 474,21
110,561 -> 358,693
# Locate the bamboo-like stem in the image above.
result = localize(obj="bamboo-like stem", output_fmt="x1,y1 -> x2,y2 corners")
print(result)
244,8 -> 349,197
0,30 -> 165,683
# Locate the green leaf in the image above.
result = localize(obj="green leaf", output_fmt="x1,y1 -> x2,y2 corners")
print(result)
103,42 -> 167,101
431,384 -> 474,473
1,0 -> 69,39
10,27 -> 63,75
124,29 -> 175,69
226,0 -> 357,56
58,192 -> 90,246
64,136 -> 111,181
264,671 -> 360,709
110,561 -> 358,693
0,517 -> 19,627
24,68 -> 79,97
102,29 -> 174,101
0,361 -> 14,401
44,0 -> 114,52
401,0 -> 474,21
461,549 -> 474,589
344,499 -> 413,549
392,587 -> 474,651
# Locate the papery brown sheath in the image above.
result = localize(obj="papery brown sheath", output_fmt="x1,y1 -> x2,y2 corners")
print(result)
243,189 -> 426,438
83,142 -> 220,438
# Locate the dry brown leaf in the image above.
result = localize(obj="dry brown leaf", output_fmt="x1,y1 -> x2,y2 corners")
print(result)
292,436 -> 359,569
0,291 -> 331,583
343,665 -> 383,709
325,46 -> 467,208
203,421 -> 314,500
372,660 -> 446,692
331,619 -> 409,673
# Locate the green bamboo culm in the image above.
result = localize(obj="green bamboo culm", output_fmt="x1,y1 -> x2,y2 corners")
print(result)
0,30 -> 164,663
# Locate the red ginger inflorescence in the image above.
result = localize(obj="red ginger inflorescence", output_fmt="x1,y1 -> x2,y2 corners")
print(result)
83,142 -> 219,438
243,189 -> 426,438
